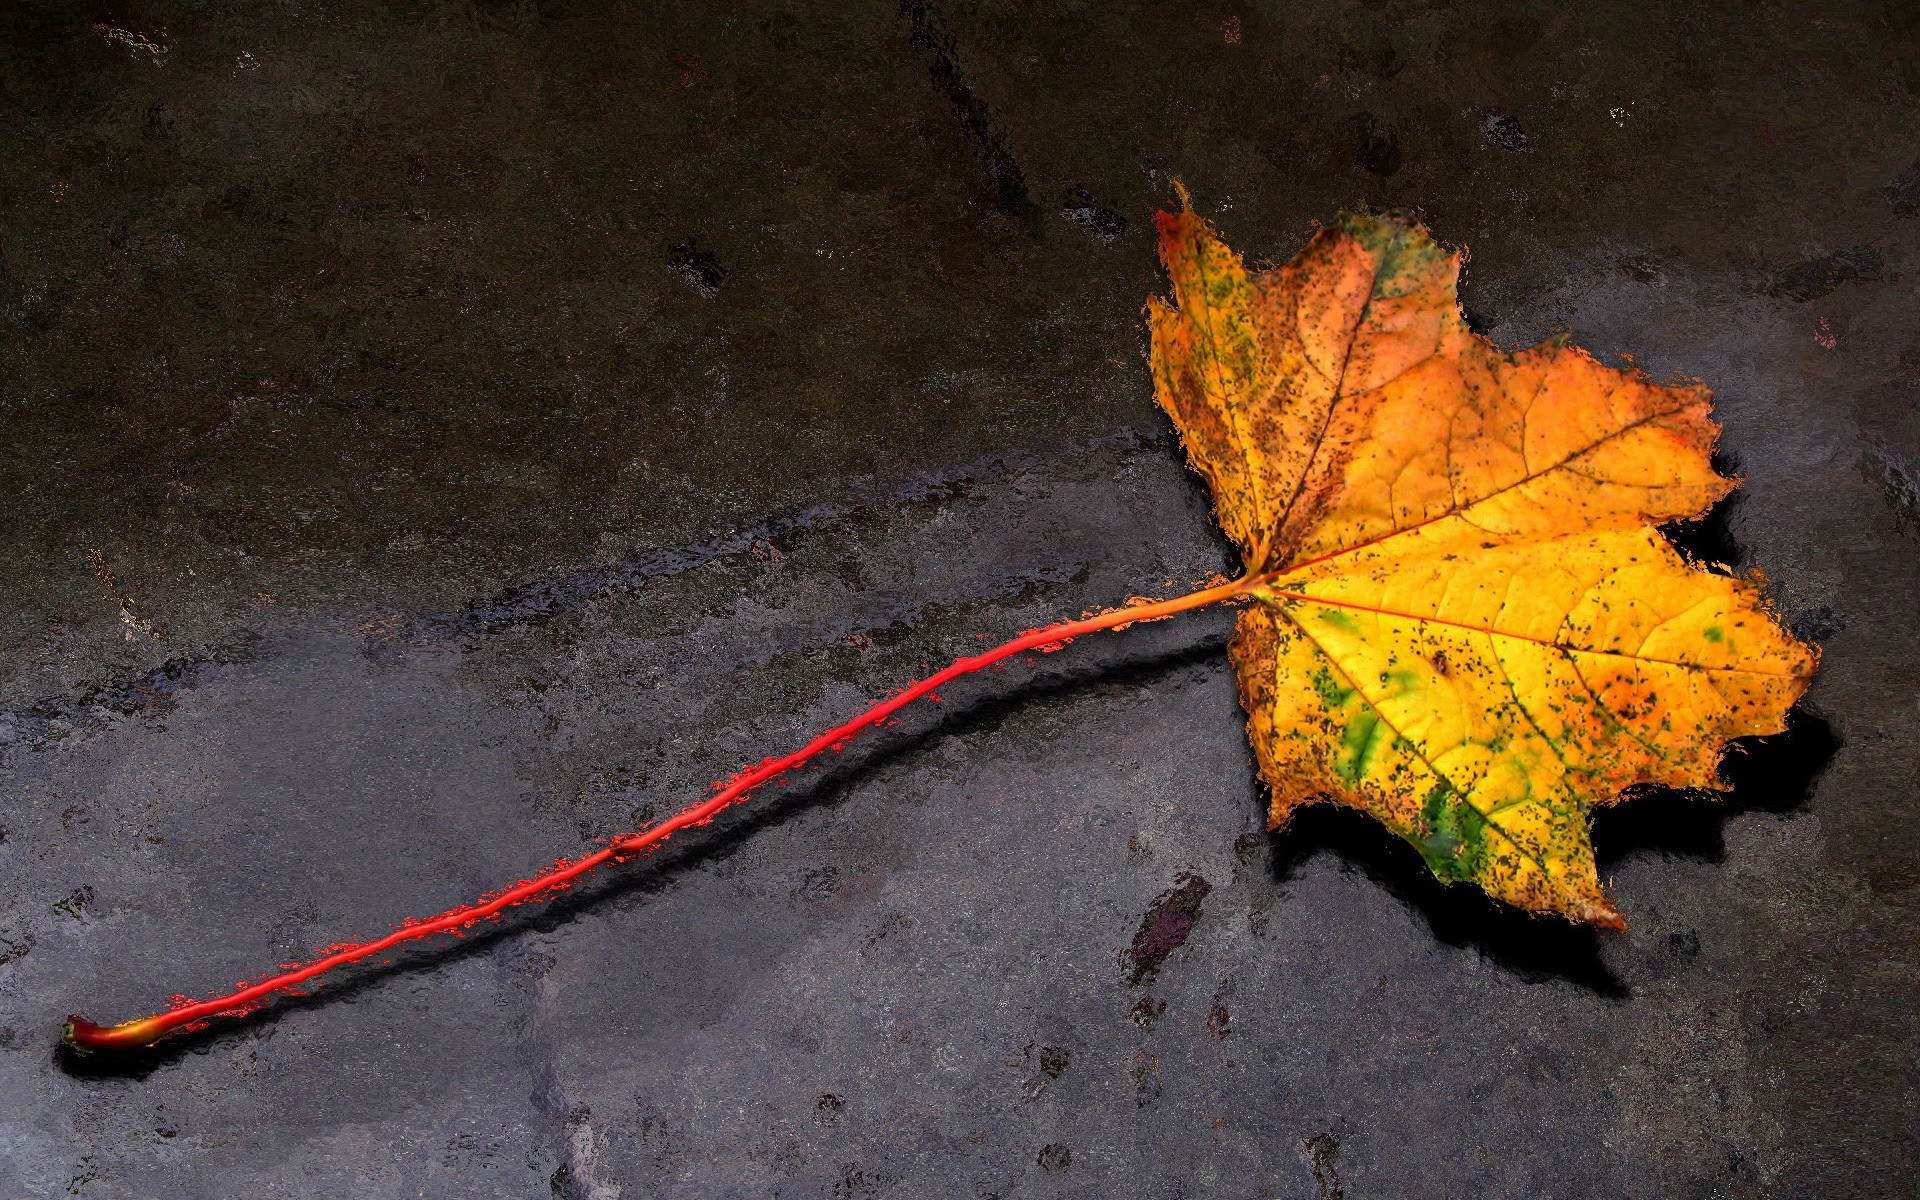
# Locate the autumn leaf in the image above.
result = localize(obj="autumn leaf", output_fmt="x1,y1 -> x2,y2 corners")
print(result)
1149,186 -> 1818,927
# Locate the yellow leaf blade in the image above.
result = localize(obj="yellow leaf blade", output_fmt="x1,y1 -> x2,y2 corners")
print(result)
1158,194 -> 1819,926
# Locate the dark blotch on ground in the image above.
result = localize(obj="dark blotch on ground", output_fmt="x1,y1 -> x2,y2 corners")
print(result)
1789,605 -> 1847,645
1303,1131 -> 1346,1200
1343,112 -> 1402,177
1129,994 -> 1166,1030
1122,872 -> 1211,985
1862,439 -> 1920,535
1481,112 -> 1530,152
1036,1045 -> 1069,1078
1768,245 -> 1884,302
1061,186 -> 1126,244
668,241 -> 727,295
1886,159 -> 1920,216
1206,993 -> 1231,1039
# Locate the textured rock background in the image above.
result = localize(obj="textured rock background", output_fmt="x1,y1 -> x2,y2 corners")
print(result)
2,2 -> 1916,1196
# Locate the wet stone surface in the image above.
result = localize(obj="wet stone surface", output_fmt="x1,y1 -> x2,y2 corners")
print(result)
3,2 -> 1918,1196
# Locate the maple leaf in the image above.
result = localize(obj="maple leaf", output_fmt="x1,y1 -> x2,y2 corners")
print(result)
1149,188 -> 1818,927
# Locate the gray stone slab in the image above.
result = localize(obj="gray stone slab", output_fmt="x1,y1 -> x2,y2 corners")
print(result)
1,2 -> 1915,1196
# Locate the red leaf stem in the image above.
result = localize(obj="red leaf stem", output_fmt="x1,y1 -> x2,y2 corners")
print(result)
63,575 -> 1247,1052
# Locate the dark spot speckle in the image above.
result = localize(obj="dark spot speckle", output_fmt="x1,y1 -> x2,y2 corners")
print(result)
1129,993 -> 1166,1030
1481,111 -> 1529,151
1037,1143 -> 1071,1173
51,886 -> 95,920
795,865 -> 840,905
668,241 -> 727,296
1207,993 -> 1231,1039
1886,159 -> 1920,216
1038,1045 -> 1070,1078
1789,605 -> 1847,644
0,935 -> 32,968
1061,186 -> 1126,244
815,1093 -> 845,1127
1303,1131 -> 1345,1200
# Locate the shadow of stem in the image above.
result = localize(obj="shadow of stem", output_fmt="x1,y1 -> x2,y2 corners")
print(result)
58,615 -> 1234,1078
57,613 -> 1838,1077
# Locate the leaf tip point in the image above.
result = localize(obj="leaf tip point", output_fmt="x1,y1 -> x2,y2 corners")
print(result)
1152,180 -> 1200,246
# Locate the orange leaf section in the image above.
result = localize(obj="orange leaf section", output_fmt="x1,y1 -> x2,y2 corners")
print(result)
1150,189 -> 1818,926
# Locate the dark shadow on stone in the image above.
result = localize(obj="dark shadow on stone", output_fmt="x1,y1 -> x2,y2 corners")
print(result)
1341,112 -> 1401,178
1888,159 -> 1920,217
898,0 -> 1034,218
1264,806 -> 1629,997
1767,245 -> 1884,303
1593,704 -> 1839,867
667,240 -> 726,296
1659,453 -> 1744,572
56,621 -> 1236,1078
1251,702 -> 1836,1001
